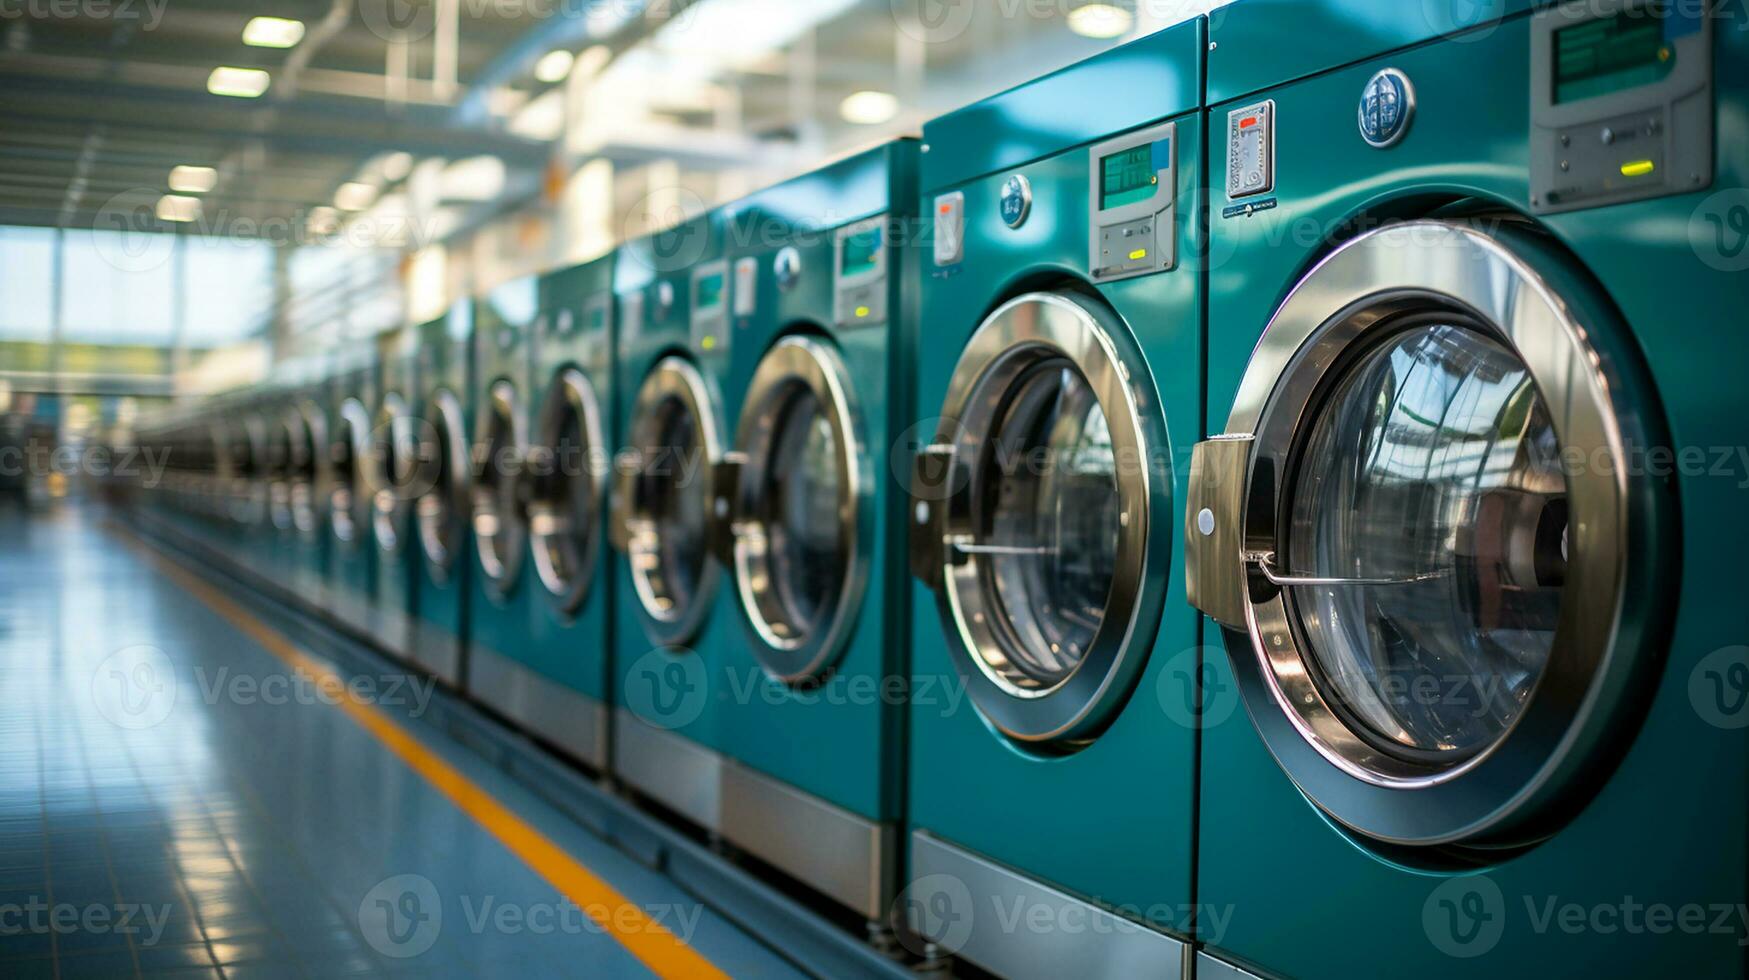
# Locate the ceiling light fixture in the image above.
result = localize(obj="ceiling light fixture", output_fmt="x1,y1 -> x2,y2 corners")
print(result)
1067,2 -> 1134,38
168,166 -> 217,193
839,90 -> 900,125
379,152 -> 415,182
242,16 -> 305,48
155,195 -> 201,223
534,49 -> 575,84
334,182 -> 378,211
207,67 -> 270,98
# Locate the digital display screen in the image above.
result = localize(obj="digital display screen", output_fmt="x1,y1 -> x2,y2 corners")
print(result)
841,226 -> 882,277
1554,3 -> 1675,104
695,273 -> 725,311
1101,144 -> 1158,210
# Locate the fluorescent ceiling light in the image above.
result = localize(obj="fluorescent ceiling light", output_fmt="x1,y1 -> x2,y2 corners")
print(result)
654,0 -> 858,69
509,89 -> 565,142
335,182 -> 378,211
155,195 -> 201,223
1067,3 -> 1133,38
208,67 -> 270,98
439,156 -> 507,202
242,16 -> 305,48
379,151 -> 415,182
534,49 -> 574,84
840,90 -> 899,125
168,166 -> 217,193
306,206 -> 340,235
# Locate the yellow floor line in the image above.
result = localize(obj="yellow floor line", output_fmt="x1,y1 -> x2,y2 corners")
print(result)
115,526 -> 729,980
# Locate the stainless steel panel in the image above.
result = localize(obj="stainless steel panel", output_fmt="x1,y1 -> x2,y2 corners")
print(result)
907,831 -> 1186,980
1196,952 -> 1265,980
413,623 -> 463,686
468,646 -> 608,770
613,708 -> 722,831
720,762 -> 894,919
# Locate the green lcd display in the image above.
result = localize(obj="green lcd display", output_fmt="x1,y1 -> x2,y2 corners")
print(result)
1554,3 -> 1675,104
696,273 -> 725,311
841,227 -> 882,277
1100,145 -> 1157,210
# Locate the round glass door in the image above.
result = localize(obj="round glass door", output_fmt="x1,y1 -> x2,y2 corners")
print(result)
529,368 -> 607,615
1215,220 -> 1668,847
921,292 -> 1166,744
371,393 -> 414,554
227,420 -> 263,525
287,405 -> 324,534
267,413 -> 295,530
331,399 -> 372,545
473,380 -> 528,594
621,356 -> 721,646
416,390 -> 470,579
727,335 -> 862,681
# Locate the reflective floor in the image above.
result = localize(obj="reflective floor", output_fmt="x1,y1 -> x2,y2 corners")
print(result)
0,505 -> 802,979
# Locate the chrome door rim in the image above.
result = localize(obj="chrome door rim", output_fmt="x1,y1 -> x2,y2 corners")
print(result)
472,379 -> 529,596
291,400 -> 328,535
729,335 -> 866,682
1223,220 -> 1647,845
371,393 -> 414,555
928,291 -> 1162,743
331,398 -> 373,546
530,367 -> 608,616
228,416 -> 267,526
416,389 -> 470,581
623,355 -> 722,647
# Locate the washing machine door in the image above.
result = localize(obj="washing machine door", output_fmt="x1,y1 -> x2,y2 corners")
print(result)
415,390 -> 471,582
529,367 -> 608,616
472,380 -> 529,596
330,398 -> 373,545
288,402 -> 326,535
1186,220 -> 1668,847
371,393 -> 415,555
613,355 -> 723,648
227,419 -> 265,526
912,292 -> 1165,744
722,335 -> 865,682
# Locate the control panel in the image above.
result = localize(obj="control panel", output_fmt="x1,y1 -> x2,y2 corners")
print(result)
1088,120 -> 1176,282
690,260 -> 729,353
1530,0 -> 1712,213
1226,100 -> 1275,198
834,214 -> 889,328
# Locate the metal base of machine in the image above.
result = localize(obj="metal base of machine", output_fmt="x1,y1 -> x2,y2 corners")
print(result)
906,830 -> 1189,980
469,645 -> 608,771
721,761 -> 895,920
612,709 -> 722,831
412,621 -> 463,686
327,591 -> 375,642
1197,951 -> 1267,980
371,606 -> 415,664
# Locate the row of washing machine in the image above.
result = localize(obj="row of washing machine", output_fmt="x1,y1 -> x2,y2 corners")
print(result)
131,2 -> 1747,977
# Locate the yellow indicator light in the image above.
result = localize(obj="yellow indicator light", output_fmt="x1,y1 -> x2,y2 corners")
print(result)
1128,248 -> 1148,261
701,335 -> 716,350
1620,159 -> 1656,178
855,305 -> 871,319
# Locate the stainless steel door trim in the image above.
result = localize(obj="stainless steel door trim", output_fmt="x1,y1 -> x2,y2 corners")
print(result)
230,414 -> 269,526
472,378 -> 530,597
906,831 -> 1186,980
618,356 -> 724,648
1196,952 -> 1267,980
416,389 -> 470,584
724,335 -> 869,682
719,761 -> 893,919
613,708 -> 722,831
371,392 -> 414,555
922,291 -> 1165,744
331,397 -> 374,546
288,398 -> 330,536
468,644 -> 609,771
1200,219 -> 1650,845
529,367 -> 608,616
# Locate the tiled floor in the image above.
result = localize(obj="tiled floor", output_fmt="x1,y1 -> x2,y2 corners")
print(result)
0,504 -> 803,979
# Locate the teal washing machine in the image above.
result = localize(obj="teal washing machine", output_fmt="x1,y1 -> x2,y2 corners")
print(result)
326,346 -> 378,638
370,328 -> 421,664
411,302 -> 475,687
264,364 -> 330,604
902,20 -> 1206,977
1186,2 -> 1746,978
513,254 -> 617,771
221,395 -> 269,556
608,211 -> 740,832
707,142 -> 918,925
465,277 -> 544,728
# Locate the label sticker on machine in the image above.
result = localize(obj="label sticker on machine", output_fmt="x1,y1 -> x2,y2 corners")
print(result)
1227,100 -> 1274,199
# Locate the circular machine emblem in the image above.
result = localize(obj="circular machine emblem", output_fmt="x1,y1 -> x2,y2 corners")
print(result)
1358,68 -> 1415,149
999,174 -> 1032,228
774,246 -> 802,291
